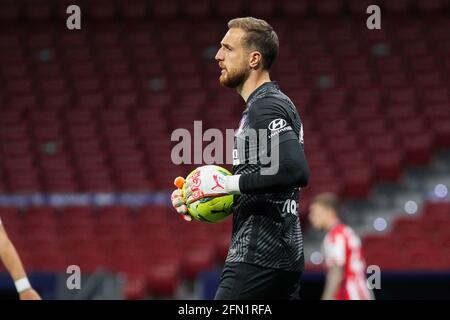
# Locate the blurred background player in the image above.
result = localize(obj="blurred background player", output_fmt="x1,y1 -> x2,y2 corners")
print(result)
0,218 -> 41,300
172,17 -> 310,300
309,193 -> 373,300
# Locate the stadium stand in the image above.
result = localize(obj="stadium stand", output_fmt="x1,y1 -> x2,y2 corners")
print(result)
0,0 -> 449,299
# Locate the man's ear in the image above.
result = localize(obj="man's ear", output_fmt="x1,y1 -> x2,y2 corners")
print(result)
249,51 -> 262,69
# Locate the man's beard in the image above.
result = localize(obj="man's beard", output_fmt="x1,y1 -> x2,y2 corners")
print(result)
219,65 -> 250,88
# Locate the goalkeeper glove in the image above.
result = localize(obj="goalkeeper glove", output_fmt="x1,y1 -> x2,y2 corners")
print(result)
170,177 -> 192,222
183,166 -> 241,204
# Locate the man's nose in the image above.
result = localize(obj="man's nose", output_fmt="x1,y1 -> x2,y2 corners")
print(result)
215,48 -> 223,61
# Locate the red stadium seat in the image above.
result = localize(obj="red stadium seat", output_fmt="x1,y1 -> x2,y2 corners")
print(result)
313,0 -> 344,16
341,166 -> 374,198
66,62 -> 96,79
1,141 -> 31,157
181,242 -> 216,279
119,0 -> 148,20
435,119 -> 450,148
182,0 -> 212,18
146,259 -> 180,297
87,0 -> 116,21
0,1 -> 449,282
123,274 -> 147,300
401,132 -> 434,165
0,208 -> 20,228
68,251 -> 107,273
247,0 -> 278,18
280,0 -> 309,17
26,251 -> 67,272
415,0 -> 444,13
0,109 -> 25,125
24,0 -> 52,21
98,206 -> 132,225
0,2 -> 19,23
372,151 -> 404,182
215,233 -> 231,262
152,0 -> 179,19
422,202 -> 450,218
216,0 -> 246,18
106,250 -> 146,275
392,218 -> 424,236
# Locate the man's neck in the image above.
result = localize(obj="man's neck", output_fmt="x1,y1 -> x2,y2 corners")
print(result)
237,70 -> 271,102
325,218 -> 341,232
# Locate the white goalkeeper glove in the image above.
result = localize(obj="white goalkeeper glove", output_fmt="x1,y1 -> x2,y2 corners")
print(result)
171,167 -> 241,222
183,166 -> 241,204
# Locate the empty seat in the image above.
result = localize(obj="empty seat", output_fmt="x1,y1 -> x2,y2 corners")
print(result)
341,166 -> 374,198
0,4 -> 448,282
247,0 -> 278,17
312,0 -> 344,16
98,206 -> 132,224
123,274 -> 147,300
151,0 -> 179,19
146,259 -> 180,296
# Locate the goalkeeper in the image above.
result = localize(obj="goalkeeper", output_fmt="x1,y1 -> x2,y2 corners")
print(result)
0,217 -> 41,300
171,17 -> 309,300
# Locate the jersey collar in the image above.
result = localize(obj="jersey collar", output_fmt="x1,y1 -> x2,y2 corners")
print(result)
246,81 -> 278,105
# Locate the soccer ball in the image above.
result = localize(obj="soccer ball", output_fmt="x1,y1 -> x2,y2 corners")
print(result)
183,165 -> 234,223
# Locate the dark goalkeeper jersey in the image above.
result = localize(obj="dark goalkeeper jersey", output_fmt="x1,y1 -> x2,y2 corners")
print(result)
227,81 -> 308,272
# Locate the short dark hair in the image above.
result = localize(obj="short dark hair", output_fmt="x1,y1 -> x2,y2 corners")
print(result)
311,193 -> 341,215
227,17 -> 279,70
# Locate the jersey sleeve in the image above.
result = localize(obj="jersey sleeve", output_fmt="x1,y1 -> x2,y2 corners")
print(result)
324,234 -> 346,267
237,97 -> 309,194
247,97 -> 301,146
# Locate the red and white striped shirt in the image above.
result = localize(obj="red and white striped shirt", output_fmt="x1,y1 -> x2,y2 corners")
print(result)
323,223 -> 373,300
